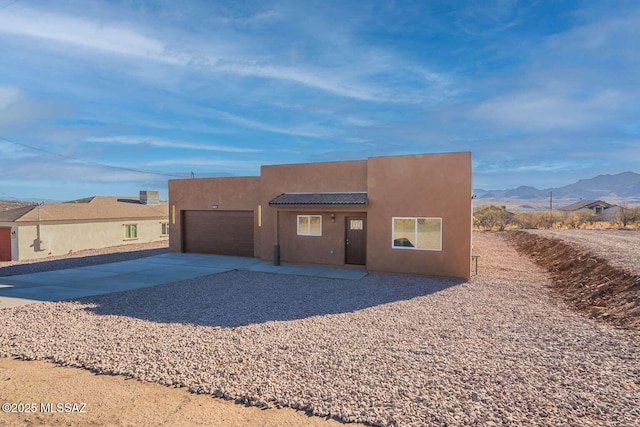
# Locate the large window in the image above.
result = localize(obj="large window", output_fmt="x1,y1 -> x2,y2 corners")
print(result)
297,215 -> 322,236
392,217 -> 442,251
124,224 -> 138,240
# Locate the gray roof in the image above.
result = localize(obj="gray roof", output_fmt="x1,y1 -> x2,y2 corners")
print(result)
559,200 -> 613,211
269,192 -> 368,206
0,205 -> 37,222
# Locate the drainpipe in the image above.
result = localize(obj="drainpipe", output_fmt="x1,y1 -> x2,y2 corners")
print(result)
273,210 -> 280,266
36,203 -> 42,251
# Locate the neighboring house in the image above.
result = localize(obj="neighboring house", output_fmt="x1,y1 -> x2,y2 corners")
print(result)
169,152 -> 472,279
558,200 -> 622,221
0,191 -> 168,261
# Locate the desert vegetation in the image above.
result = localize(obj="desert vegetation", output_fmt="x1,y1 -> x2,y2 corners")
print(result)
474,204 -> 640,231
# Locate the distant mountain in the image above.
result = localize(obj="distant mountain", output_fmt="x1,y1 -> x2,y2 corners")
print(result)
475,172 -> 640,210
556,172 -> 640,199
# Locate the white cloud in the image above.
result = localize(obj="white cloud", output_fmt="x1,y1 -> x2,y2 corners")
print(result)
0,85 -> 61,128
0,6 -> 452,104
217,61 -> 384,102
472,88 -> 626,130
0,85 -> 21,109
0,140 -> 33,160
85,136 -> 262,153
204,109 -> 335,139
0,7 -> 185,64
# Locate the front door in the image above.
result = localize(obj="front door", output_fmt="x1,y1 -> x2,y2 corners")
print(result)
345,216 -> 366,265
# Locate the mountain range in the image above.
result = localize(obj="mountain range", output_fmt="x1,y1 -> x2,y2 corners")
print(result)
475,171 -> 640,211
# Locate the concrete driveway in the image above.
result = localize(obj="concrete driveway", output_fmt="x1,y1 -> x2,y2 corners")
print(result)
0,253 -> 367,308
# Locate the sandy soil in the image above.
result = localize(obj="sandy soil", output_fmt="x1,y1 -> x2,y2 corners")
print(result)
0,358 -> 356,427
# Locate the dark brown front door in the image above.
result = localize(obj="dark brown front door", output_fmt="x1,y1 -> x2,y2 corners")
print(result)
345,216 -> 366,265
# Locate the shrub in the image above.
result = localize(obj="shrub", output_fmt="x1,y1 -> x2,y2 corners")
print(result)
612,205 -> 639,228
473,205 -> 515,231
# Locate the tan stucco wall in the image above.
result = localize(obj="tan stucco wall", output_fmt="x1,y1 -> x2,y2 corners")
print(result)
259,160 -> 368,263
168,153 -> 472,279
13,218 -> 168,261
275,210 -> 366,266
366,152 -> 472,279
168,177 -> 261,254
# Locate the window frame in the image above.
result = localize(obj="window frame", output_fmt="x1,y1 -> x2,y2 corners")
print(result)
297,214 -> 322,236
160,222 -> 169,236
124,223 -> 138,240
391,217 -> 442,251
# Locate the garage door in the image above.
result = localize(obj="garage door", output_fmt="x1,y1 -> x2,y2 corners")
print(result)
0,227 -> 11,261
182,210 -> 254,257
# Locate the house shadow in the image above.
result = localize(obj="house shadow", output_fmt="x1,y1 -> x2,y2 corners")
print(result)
81,270 -> 465,328
0,248 -> 168,277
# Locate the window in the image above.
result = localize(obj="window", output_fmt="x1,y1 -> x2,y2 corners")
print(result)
350,219 -> 363,230
124,224 -> 138,239
392,217 -> 442,251
297,215 -> 322,236
161,222 -> 169,236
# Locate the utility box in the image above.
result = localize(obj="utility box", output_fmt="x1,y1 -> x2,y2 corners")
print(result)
34,239 -> 47,251
140,190 -> 160,205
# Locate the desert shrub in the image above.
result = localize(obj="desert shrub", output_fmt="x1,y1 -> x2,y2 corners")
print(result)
612,205 -> 639,228
473,205 -> 514,231
561,211 -> 598,229
533,211 -> 564,229
513,212 -> 554,229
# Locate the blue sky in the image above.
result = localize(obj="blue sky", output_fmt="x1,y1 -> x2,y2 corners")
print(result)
1,0 -> 638,201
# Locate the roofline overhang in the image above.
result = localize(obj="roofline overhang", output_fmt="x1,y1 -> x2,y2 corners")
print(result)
269,203 -> 368,209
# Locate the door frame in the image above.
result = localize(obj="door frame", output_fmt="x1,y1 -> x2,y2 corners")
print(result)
345,215 -> 367,265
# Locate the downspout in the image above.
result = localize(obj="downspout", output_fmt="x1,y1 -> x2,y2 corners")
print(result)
273,209 -> 280,266
36,203 -> 42,251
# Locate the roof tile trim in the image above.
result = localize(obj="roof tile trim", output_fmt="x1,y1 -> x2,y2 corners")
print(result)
269,192 -> 368,206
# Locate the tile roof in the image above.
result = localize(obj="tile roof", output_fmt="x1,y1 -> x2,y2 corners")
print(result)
269,192 -> 368,206
0,205 -> 37,222
2,197 -> 168,223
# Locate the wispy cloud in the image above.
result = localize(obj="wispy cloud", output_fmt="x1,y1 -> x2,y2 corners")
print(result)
203,109 -> 336,139
85,136 -> 262,153
0,6 -> 453,104
0,7 -> 186,64
471,88 -> 626,130
0,85 -> 61,128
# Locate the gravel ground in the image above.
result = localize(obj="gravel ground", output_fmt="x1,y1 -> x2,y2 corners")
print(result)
0,241 -> 168,276
1,233 -> 639,426
527,229 -> 640,276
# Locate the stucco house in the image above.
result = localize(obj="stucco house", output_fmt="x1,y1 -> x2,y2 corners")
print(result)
169,152 -> 472,279
0,191 -> 168,261
558,200 -> 622,221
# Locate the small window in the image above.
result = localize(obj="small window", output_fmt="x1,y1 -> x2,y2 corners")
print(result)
350,219 -> 363,230
297,215 -> 322,236
392,217 -> 442,251
161,222 -> 169,236
124,224 -> 138,240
